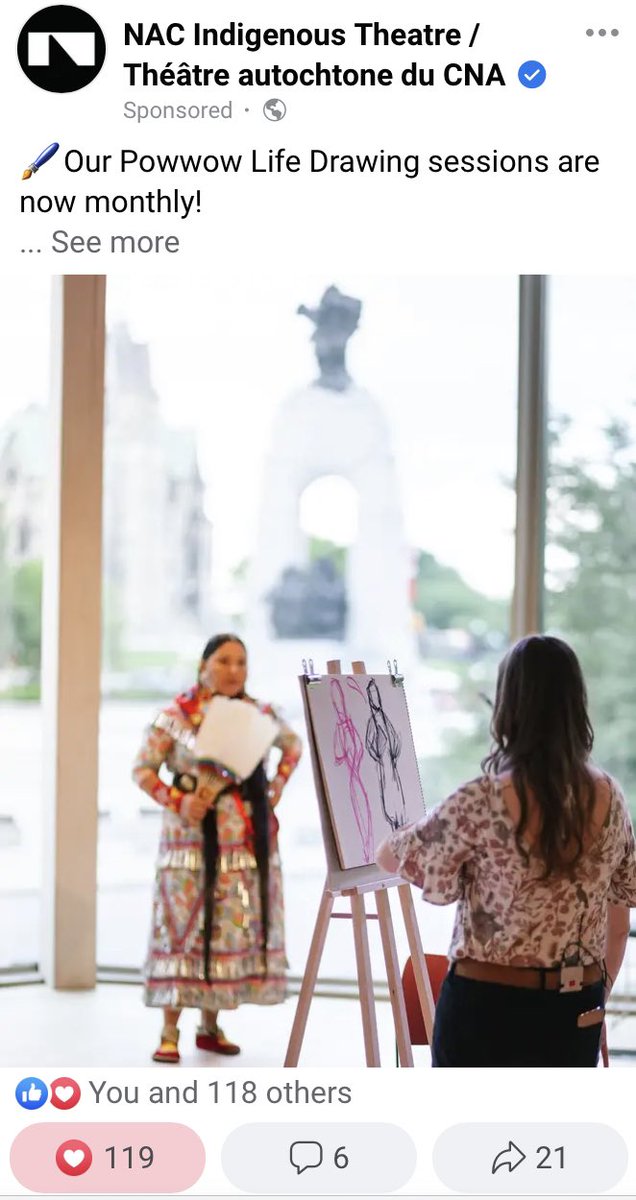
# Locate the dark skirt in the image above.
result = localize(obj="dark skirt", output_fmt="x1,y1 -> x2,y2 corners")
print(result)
432,965 -> 604,1067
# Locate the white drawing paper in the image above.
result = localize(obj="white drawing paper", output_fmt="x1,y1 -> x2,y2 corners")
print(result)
306,674 -> 425,869
194,696 -> 279,780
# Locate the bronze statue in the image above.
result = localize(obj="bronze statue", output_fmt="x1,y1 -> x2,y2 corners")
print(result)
267,557 -> 347,640
298,286 -> 362,392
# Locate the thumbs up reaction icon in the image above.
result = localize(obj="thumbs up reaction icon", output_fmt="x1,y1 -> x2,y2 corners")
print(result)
15,1077 -> 48,1110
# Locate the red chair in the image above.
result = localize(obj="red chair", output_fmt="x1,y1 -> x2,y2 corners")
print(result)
401,956 -> 610,1065
401,953 -> 448,1046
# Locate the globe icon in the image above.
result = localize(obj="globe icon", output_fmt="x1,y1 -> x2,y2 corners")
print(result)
263,98 -> 287,121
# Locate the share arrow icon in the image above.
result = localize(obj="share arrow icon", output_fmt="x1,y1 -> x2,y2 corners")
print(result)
491,1141 -> 526,1174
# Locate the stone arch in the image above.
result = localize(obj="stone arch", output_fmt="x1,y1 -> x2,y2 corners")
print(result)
299,474 -> 359,547
247,382 -> 413,666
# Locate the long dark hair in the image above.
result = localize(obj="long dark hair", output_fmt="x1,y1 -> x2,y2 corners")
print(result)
482,634 -> 596,877
198,635 -> 270,981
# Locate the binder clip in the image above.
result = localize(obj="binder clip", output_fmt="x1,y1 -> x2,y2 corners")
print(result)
387,658 -> 404,687
301,657 -> 322,684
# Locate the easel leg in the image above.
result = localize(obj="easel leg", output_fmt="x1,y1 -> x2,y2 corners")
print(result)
350,892 -> 381,1067
398,884 -> 436,1044
376,889 -> 414,1067
284,888 -> 334,1067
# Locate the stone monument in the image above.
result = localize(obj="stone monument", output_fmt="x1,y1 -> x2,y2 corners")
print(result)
247,287 -> 413,669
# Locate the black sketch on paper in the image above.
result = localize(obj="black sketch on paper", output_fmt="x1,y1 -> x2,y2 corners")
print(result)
364,677 -> 407,832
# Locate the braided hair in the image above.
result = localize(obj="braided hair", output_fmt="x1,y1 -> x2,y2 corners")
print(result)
198,635 -> 270,982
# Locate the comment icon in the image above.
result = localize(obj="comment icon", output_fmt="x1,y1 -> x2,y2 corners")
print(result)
290,1140 -> 323,1175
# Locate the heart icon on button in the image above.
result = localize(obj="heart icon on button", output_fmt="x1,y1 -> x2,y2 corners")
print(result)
50,1077 -> 81,1110
55,1139 -> 92,1176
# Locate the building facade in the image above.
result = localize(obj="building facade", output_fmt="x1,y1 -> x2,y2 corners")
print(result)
0,322 -> 213,664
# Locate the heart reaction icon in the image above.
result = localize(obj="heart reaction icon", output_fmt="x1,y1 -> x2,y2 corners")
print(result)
55,1139 -> 93,1176
50,1077 -> 81,1110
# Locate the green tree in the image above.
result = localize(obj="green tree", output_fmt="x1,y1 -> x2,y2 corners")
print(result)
414,549 -> 507,633
308,536 -> 346,575
0,504 -> 12,665
11,559 -> 42,670
546,413 -> 636,798
420,414 -> 636,809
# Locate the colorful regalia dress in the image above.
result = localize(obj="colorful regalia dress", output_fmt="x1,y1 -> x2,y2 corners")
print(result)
132,686 -> 302,1012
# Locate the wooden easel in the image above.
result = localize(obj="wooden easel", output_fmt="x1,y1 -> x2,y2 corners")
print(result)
284,659 -> 436,1068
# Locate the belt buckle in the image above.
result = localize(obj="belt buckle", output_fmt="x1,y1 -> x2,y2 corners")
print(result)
560,963 -> 584,993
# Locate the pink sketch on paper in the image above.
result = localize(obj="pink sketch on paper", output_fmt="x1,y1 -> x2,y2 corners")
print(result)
330,677 -> 374,863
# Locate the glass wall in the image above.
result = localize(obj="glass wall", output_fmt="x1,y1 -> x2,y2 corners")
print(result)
545,278 -> 636,806
0,276 -> 50,971
96,301 -> 211,970
545,277 -> 636,1007
5,273 -> 635,1045
97,275 -> 517,978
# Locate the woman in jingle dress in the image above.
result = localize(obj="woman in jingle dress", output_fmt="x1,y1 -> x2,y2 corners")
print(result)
132,634 -> 302,1063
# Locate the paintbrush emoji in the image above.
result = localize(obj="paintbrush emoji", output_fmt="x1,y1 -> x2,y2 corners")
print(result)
23,142 -> 60,180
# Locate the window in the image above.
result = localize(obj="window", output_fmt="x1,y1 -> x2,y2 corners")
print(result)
545,277 -> 636,1007
545,278 -> 636,806
0,276 -> 51,972
97,275 -> 518,982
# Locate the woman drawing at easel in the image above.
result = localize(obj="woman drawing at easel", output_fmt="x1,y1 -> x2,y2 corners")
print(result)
377,635 -> 636,1067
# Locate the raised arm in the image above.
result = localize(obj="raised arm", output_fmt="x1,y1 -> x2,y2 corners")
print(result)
376,778 -> 484,903
376,827 -> 416,875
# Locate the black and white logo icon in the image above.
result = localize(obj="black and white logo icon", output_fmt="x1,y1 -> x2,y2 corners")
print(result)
17,5 -> 106,92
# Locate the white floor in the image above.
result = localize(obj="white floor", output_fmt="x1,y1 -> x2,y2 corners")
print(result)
0,983 -> 419,1069
2,983 -> 635,1067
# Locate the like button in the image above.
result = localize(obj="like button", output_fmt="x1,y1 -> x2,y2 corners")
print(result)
15,1077 -> 48,1111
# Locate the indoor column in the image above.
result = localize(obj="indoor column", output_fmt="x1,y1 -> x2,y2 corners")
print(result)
41,275 -> 106,988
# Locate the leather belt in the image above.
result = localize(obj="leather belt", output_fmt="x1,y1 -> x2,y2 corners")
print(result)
454,957 -> 603,991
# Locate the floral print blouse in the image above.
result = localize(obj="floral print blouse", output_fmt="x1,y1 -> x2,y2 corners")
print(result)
389,773 -> 636,967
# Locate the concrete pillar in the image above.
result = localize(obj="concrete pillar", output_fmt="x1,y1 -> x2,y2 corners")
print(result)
41,276 -> 106,988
